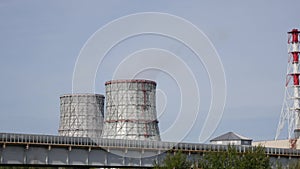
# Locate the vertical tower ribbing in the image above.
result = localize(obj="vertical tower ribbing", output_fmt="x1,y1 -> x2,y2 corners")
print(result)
58,94 -> 105,138
101,79 -> 161,141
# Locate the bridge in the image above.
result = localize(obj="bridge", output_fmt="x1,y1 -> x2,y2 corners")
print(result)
0,133 -> 299,168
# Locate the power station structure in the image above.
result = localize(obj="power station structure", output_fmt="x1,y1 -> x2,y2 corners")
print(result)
101,79 -> 161,141
276,29 -> 300,140
58,79 -> 161,141
58,94 -> 105,138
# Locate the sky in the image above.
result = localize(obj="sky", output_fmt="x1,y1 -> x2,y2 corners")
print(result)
0,0 -> 299,143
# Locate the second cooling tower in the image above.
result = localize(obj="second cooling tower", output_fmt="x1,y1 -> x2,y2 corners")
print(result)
58,94 -> 104,138
102,79 -> 161,141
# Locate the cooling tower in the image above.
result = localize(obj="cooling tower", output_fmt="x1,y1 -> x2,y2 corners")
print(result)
58,94 -> 104,138
101,79 -> 161,141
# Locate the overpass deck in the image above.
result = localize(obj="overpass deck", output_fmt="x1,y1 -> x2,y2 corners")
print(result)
0,133 -> 299,157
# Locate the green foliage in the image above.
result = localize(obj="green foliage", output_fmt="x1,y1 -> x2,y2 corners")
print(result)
198,148 -> 239,169
240,146 -> 270,169
155,145 -> 271,169
0,167 -> 58,169
0,167 -> 89,169
287,160 -> 300,169
275,161 -> 284,169
154,151 -> 191,169
198,145 -> 271,169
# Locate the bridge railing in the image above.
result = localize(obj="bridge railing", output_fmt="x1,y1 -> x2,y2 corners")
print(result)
1,133 -> 300,156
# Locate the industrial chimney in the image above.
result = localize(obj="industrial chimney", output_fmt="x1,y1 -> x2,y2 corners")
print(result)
276,29 -> 300,140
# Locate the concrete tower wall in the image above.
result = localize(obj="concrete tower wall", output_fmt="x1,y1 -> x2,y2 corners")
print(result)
58,94 -> 104,138
101,79 -> 161,141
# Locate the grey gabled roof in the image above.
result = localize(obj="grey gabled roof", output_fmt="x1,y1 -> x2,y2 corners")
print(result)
210,132 -> 252,142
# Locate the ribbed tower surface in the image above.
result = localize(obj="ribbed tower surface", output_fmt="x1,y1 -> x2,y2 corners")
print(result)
58,93 -> 105,138
101,79 -> 161,141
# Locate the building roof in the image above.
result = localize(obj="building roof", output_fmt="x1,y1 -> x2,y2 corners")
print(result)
210,132 -> 252,142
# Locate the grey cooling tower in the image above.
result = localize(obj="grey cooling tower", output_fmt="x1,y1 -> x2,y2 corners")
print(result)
101,79 -> 161,141
58,93 -> 104,138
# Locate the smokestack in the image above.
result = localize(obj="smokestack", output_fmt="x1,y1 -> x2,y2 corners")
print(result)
276,29 -> 300,140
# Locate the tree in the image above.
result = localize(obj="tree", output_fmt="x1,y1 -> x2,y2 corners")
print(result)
154,151 -> 191,169
154,145 -> 271,169
240,146 -> 270,169
198,145 -> 271,169
287,160 -> 300,169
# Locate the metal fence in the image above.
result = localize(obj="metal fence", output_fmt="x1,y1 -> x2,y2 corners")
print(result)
0,133 -> 299,156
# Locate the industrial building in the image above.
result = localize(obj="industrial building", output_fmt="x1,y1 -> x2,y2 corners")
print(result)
55,29 -> 300,149
210,132 -> 252,146
253,139 -> 300,149
58,79 -> 160,141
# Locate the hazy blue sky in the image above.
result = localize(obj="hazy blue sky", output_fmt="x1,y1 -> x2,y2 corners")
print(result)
0,0 -> 299,143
